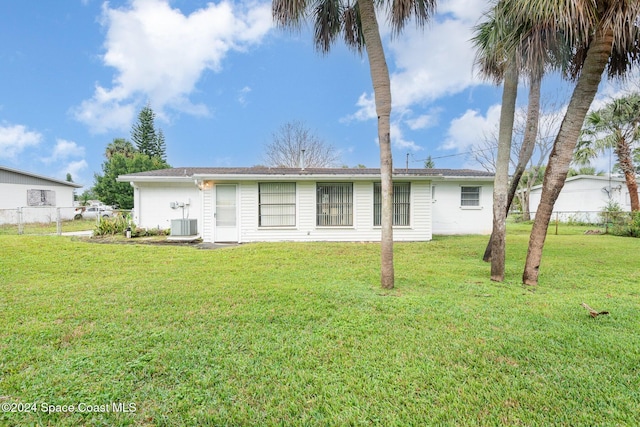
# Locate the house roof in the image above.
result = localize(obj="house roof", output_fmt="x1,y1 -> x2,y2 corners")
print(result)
529,174 -> 627,192
0,165 -> 83,188
118,167 -> 494,183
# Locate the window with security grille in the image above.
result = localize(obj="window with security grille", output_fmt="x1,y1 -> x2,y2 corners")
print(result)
27,189 -> 56,206
259,183 -> 296,227
316,183 -> 353,226
461,186 -> 481,206
373,182 -> 411,226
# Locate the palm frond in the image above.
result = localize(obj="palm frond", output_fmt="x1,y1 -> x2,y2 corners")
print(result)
313,0 -> 344,53
388,0 -> 436,35
343,3 -> 365,53
604,0 -> 640,78
502,0 -> 596,46
273,0 -> 310,29
471,8 -> 513,83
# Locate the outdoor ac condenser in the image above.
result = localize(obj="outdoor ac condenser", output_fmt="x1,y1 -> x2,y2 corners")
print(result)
170,219 -> 197,236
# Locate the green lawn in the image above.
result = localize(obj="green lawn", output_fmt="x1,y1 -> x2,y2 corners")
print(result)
1,229 -> 638,426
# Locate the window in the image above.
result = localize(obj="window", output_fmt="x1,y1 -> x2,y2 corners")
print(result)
373,182 -> 411,226
317,183 -> 353,226
259,183 -> 296,227
461,186 -> 481,207
27,189 -> 56,206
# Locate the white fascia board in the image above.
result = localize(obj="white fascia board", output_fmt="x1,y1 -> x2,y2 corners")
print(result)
429,176 -> 494,182
116,175 -> 196,184
191,173 -> 442,182
117,172 -> 493,183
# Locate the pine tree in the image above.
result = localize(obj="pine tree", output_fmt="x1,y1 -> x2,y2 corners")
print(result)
131,104 -> 157,157
131,104 -> 167,160
154,129 -> 167,161
424,156 -> 435,168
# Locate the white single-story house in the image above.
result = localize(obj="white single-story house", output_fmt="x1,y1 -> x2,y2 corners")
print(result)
118,167 -> 494,243
0,165 -> 83,225
529,174 -> 638,222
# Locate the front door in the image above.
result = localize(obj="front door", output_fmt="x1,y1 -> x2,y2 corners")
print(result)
214,184 -> 238,242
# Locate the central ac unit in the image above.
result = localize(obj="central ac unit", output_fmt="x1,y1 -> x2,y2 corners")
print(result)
170,219 -> 197,236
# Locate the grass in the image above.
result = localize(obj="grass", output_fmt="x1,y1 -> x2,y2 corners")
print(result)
0,227 -> 638,426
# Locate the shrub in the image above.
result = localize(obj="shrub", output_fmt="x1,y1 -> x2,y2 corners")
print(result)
627,211 -> 640,237
600,200 -> 625,226
608,211 -> 640,238
131,226 -> 170,237
93,215 -> 130,236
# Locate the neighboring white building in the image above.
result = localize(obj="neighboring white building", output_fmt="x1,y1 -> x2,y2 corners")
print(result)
118,167 -> 494,243
0,165 -> 83,224
529,175 -> 637,222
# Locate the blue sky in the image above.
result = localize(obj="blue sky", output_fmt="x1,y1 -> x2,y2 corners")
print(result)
0,0 -> 633,188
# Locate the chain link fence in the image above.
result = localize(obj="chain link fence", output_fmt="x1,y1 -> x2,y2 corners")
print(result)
0,207 -> 129,236
509,210 -> 637,235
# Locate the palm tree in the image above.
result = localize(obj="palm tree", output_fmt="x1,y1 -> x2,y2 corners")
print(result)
472,4 -> 519,281
273,0 -> 437,289
472,1 -> 569,280
578,93 -> 640,211
105,138 -> 136,159
519,0 -> 640,286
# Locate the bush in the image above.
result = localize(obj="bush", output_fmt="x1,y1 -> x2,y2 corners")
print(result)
93,214 -> 169,238
600,200 -> 626,226
627,212 -> 640,237
608,211 -> 640,238
131,226 -> 170,237
93,214 -> 130,236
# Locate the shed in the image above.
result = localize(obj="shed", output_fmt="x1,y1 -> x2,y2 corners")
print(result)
0,165 -> 83,224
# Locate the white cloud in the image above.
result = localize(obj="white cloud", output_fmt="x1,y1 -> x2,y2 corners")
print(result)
341,92 -> 377,122
74,0 -> 273,133
60,160 -> 89,184
388,19 -> 482,113
347,0 -> 486,123
238,86 -> 252,105
438,0 -> 488,24
390,121 -> 423,151
442,104 -> 501,152
43,139 -> 86,164
405,111 -> 440,130
0,123 -> 42,160
590,67 -> 640,111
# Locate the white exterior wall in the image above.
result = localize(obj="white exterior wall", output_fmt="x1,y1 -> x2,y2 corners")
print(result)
133,182 -> 201,231
528,176 -> 634,222
200,179 -> 432,243
431,180 -> 493,235
0,183 -> 77,224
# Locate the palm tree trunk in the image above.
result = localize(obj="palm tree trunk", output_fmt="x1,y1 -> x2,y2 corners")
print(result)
523,27 -> 614,286
616,140 -> 640,211
359,0 -> 394,289
483,73 -> 541,262
490,62 -> 518,281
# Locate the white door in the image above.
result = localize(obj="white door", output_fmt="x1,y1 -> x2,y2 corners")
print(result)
215,184 -> 238,242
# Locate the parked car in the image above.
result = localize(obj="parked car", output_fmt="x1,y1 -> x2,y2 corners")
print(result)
74,205 -> 114,220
